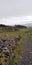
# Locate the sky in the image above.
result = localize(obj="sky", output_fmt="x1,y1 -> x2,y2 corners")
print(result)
0,0 -> 32,25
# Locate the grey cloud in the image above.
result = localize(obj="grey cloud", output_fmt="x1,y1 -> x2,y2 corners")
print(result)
0,0 -> 32,17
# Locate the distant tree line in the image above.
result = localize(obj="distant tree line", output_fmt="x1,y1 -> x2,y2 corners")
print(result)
0,24 -> 27,32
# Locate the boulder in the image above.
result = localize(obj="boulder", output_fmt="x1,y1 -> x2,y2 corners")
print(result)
1,38 -> 6,42
4,52 -> 10,56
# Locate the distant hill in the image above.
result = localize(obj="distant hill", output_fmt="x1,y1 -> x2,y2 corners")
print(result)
0,24 -> 26,28
15,25 -> 27,28
25,23 -> 32,27
0,24 -> 27,32
0,24 -> 6,27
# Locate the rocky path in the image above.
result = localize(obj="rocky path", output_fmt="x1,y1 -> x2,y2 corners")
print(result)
20,34 -> 32,65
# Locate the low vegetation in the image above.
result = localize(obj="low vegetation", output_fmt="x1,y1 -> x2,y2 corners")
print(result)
0,24 -> 32,65
28,28 -> 32,41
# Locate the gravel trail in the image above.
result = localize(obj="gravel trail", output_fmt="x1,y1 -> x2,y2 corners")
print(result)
20,34 -> 32,65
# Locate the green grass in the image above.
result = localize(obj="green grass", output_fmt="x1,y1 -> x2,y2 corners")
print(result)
27,27 -> 32,41
28,32 -> 32,41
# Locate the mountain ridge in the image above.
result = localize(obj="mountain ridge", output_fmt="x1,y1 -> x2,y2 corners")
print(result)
25,23 -> 32,27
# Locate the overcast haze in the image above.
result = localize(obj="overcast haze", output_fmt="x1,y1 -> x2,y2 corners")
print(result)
0,0 -> 32,25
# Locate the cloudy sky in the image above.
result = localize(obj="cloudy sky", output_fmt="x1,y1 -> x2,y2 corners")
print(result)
0,0 -> 32,25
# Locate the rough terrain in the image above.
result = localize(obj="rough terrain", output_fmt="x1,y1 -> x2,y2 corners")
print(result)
19,34 -> 32,65
0,35 -> 21,65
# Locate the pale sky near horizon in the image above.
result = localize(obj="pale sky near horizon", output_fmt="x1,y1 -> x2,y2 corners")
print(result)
0,0 -> 32,25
